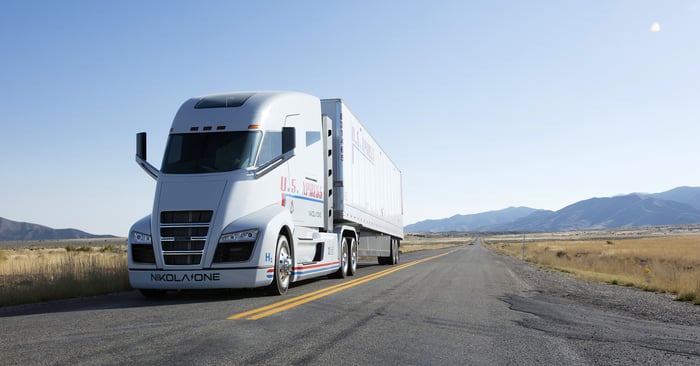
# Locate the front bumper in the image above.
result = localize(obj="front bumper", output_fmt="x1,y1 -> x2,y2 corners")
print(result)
128,267 -> 274,290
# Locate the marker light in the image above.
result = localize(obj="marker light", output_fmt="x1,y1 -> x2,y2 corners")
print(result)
248,125 -> 260,129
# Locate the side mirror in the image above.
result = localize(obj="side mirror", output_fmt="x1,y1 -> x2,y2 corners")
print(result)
135,132 -> 159,180
137,132 -> 147,161
282,127 -> 295,153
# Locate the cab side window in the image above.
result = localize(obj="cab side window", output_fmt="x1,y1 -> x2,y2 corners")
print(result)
257,131 -> 282,166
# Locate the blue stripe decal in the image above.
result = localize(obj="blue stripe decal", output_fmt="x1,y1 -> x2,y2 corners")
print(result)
283,193 -> 324,204
294,266 -> 340,276
266,264 -> 339,278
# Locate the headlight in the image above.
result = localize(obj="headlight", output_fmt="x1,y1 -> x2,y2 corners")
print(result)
219,229 -> 259,243
131,231 -> 152,244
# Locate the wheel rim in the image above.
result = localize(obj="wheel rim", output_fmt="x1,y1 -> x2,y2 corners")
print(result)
278,239 -> 291,290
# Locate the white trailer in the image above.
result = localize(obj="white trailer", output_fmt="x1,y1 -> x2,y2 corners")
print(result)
129,91 -> 403,296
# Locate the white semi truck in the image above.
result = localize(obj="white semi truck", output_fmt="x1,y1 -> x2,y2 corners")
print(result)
129,91 -> 403,295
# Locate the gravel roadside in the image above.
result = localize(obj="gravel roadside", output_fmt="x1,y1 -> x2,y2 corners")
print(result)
495,249 -> 700,327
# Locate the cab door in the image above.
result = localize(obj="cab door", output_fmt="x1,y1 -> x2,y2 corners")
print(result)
283,114 -> 325,229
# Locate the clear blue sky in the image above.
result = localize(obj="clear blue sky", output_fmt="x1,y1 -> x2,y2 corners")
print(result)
1,1 -> 698,236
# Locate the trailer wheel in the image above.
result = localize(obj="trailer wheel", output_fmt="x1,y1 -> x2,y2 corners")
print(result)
347,236 -> 358,276
379,238 -> 399,265
392,239 -> 400,265
270,235 -> 292,295
332,236 -> 349,278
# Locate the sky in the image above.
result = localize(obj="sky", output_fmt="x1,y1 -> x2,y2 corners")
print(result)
1,1 -> 699,236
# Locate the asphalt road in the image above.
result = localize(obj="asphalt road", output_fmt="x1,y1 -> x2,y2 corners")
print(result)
1,239 -> 698,365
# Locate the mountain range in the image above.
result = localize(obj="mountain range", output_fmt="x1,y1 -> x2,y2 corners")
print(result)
4,187 -> 700,239
0,217 -> 116,241
405,186 -> 700,232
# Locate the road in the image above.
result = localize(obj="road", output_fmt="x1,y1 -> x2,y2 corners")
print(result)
1,239 -> 698,365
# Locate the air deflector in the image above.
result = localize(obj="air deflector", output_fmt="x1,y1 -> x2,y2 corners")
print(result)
195,93 -> 254,109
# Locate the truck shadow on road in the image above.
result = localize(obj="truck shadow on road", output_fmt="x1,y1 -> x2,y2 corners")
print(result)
0,260 -> 395,318
0,287 -> 275,318
0,266 -> 386,319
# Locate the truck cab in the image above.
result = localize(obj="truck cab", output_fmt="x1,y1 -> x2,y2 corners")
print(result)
129,91 -> 344,295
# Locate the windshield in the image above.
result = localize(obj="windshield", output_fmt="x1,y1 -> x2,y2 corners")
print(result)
161,131 -> 261,174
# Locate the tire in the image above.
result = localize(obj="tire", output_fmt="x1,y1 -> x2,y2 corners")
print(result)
332,236 -> 348,278
379,238 -> 399,265
388,239 -> 396,265
347,236 -> 358,276
377,238 -> 399,265
392,239 -> 400,265
269,235 -> 292,295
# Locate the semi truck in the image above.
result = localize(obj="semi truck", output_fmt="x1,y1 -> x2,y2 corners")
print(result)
128,91 -> 404,295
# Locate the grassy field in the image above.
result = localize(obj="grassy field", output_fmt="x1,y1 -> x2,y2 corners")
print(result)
0,239 -> 130,307
485,232 -> 700,305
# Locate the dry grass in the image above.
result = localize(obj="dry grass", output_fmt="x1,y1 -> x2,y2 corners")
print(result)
0,239 -> 130,307
485,234 -> 700,305
401,233 -> 473,253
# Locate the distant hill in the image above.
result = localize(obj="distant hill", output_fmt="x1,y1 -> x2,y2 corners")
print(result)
495,194 -> 700,232
650,186 -> 700,210
0,217 -> 116,241
405,207 -> 541,232
405,186 -> 700,233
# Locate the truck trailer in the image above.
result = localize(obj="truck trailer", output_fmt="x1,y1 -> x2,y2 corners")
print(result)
128,91 -> 403,295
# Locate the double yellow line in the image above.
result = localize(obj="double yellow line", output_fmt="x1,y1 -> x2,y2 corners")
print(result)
228,250 -> 454,320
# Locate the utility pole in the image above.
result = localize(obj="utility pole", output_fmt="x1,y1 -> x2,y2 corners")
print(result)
521,234 -> 526,260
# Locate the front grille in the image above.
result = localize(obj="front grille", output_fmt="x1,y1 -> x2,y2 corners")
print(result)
161,210 -> 212,224
161,227 -> 209,237
132,244 -> 156,264
160,210 -> 213,266
164,254 -> 202,265
162,241 -> 206,251
213,242 -> 255,262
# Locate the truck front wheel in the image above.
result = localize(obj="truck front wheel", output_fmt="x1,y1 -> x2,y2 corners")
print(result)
270,235 -> 292,295
332,237 -> 349,278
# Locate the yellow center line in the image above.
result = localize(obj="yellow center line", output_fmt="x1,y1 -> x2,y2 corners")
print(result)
228,250 -> 455,320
